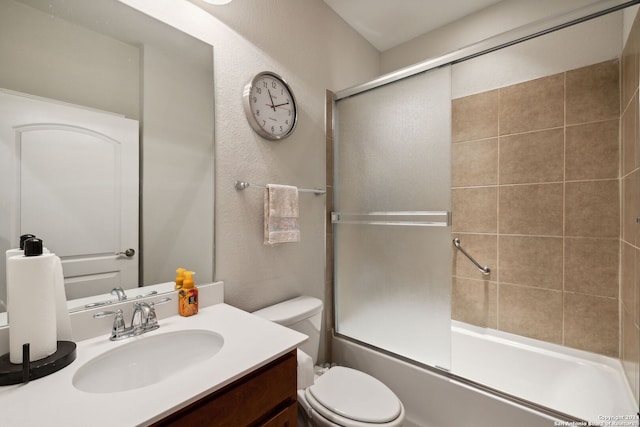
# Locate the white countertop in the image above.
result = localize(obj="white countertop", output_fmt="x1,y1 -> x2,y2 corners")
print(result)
0,303 -> 307,427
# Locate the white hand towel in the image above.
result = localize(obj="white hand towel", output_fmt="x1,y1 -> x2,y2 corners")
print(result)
264,184 -> 300,245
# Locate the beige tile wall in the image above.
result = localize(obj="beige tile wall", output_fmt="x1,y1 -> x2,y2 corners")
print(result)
451,60 -> 621,359
621,13 -> 640,404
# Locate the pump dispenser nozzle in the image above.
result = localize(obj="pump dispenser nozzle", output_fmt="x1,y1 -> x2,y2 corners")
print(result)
175,268 -> 186,290
182,271 -> 195,289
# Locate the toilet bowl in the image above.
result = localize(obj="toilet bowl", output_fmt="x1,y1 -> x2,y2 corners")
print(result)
298,365 -> 404,427
253,296 -> 405,427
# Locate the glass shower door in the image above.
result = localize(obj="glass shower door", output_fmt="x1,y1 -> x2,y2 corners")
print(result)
333,66 -> 452,370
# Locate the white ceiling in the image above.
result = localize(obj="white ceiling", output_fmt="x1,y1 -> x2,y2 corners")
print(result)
322,0 -> 504,51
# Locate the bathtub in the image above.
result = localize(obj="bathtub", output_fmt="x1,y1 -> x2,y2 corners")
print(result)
333,321 -> 638,427
451,321 -> 637,423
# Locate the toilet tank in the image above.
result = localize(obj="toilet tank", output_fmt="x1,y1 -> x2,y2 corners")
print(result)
252,296 -> 323,363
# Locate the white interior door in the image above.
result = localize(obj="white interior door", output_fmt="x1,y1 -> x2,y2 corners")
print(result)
0,89 -> 139,300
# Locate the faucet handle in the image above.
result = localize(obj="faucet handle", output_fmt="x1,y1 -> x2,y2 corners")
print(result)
94,309 -> 127,341
135,290 -> 158,299
150,297 -> 172,307
145,298 -> 172,330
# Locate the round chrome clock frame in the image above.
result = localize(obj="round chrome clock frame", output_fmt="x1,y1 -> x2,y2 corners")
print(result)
242,71 -> 298,141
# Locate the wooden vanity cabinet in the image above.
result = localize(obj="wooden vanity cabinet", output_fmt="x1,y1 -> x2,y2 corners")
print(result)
151,350 -> 297,427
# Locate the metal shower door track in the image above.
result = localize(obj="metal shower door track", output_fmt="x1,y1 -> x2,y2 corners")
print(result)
334,0 -> 639,101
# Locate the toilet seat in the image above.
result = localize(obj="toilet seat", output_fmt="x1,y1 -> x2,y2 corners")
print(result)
304,367 -> 404,427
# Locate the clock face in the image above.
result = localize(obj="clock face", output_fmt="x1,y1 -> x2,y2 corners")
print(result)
243,72 -> 298,140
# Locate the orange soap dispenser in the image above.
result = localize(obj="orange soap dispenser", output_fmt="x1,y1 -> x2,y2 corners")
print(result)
179,271 -> 198,317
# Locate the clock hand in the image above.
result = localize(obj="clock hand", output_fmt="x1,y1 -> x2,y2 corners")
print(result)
267,90 -> 277,112
273,101 -> 290,108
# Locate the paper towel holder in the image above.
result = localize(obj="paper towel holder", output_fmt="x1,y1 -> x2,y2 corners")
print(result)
0,341 -> 77,386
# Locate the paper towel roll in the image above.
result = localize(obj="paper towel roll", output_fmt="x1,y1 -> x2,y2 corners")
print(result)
297,349 -> 314,390
52,256 -> 72,341
4,246 -> 48,319
7,253 -> 58,363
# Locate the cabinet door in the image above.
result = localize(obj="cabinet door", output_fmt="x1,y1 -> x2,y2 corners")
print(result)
151,350 -> 297,427
260,403 -> 297,427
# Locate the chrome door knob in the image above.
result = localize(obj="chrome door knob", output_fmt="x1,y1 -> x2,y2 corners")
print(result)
116,248 -> 135,257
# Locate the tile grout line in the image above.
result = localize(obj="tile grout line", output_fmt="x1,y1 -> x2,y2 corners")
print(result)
496,86 -> 501,332
562,70 -> 568,348
618,69 -> 625,360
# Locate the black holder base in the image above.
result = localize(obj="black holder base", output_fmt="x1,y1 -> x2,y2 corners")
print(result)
0,341 -> 77,386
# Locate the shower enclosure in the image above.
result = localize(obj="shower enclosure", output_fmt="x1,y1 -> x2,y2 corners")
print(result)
330,1 -> 640,425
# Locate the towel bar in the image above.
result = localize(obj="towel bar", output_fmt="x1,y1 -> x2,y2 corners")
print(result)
234,180 -> 326,195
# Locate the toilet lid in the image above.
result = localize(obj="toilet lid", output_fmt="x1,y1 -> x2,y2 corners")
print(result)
307,366 -> 401,423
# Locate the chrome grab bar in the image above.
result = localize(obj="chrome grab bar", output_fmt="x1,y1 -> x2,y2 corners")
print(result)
453,238 -> 490,276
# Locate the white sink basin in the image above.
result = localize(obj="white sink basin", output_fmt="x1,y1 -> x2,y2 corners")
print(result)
72,329 -> 224,393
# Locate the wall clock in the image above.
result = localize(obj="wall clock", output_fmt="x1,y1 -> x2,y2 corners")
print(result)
243,71 -> 298,140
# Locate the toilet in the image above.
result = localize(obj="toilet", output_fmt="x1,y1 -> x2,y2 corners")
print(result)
253,296 -> 405,427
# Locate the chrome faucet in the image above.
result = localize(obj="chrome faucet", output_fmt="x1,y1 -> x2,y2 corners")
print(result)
131,302 -> 151,335
94,297 -> 171,341
111,287 -> 127,301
